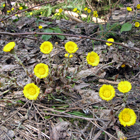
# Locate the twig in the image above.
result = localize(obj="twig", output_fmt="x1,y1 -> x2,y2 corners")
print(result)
0,31 -> 140,53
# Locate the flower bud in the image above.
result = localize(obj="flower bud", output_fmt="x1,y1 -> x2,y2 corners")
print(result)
56,86 -> 61,92
45,88 -> 53,94
114,126 -> 127,140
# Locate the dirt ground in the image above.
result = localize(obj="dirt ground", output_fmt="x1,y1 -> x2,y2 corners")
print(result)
0,1 -> 140,140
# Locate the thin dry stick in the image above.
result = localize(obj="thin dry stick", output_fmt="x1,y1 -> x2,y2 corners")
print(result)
0,100 -> 29,127
0,31 -> 140,53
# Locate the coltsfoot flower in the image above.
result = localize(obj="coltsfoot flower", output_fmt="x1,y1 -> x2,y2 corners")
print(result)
19,6 -> 23,10
87,9 -> 91,13
23,83 -> 40,100
30,12 -> 33,16
137,4 -> 140,9
3,42 -> 16,52
121,64 -> 125,68
118,81 -> 132,93
73,8 -> 77,12
59,8 -> 63,13
127,7 -> 132,12
65,53 -> 73,58
93,11 -> 98,17
11,8 -> 14,11
106,38 -> 114,46
99,84 -> 115,101
40,41 -> 53,54
38,25 -> 43,29
65,41 -> 78,53
84,7 -> 88,11
34,63 -> 49,79
135,22 -> 140,27
86,51 -> 100,66
119,108 -> 137,127
3,4 -> 5,7
7,10 -> 11,13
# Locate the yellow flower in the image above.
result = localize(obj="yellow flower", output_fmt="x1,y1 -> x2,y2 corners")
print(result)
137,4 -> 140,9
93,11 -> 98,17
19,6 -> 23,10
118,81 -> 132,93
73,8 -> 77,12
65,53 -> 73,58
127,7 -> 132,12
3,4 -> 5,7
76,10 -> 80,13
121,64 -> 125,68
59,8 -> 63,13
87,9 -> 91,13
15,14 -> 18,16
40,41 -> 53,54
86,51 -> 100,66
99,84 -> 115,101
65,41 -> 78,53
34,63 -> 49,79
23,83 -> 40,100
38,25 -> 43,29
11,8 -> 14,11
30,12 -> 33,16
135,22 -> 140,27
84,7 -> 88,11
119,108 -> 137,127
40,12 -> 42,14
3,42 -> 16,52
106,38 -> 114,46
7,10 -> 11,13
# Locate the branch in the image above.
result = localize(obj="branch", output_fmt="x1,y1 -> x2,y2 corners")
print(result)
0,31 -> 140,53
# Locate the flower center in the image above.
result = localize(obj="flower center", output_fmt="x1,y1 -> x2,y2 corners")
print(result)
28,88 -> 36,95
68,45 -> 74,51
89,56 -> 95,63
122,113 -> 131,122
38,68 -> 45,75
122,86 -> 128,92
43,46 -> 50,52
103,90 -> 111,98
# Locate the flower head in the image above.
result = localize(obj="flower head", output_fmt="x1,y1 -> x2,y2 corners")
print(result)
30,12 -> 33,16
7,10 -> 11,13
87,9 -> 91,13
23,83 -> 40,100
93,11 -> 98,17
19,6 -> 23,10
135,22 -> 139,27
118,81 -> 132,93
65,53 -> 73,58
127,7 -> 132,12
3,4 -> 5,7
84,7 -> 88,11
86,51 -> 100,66
3,42 -> 15,52
76,10 -> 80,13
73,8 -> 77,12
40,12 -> 42,15
38,25 -> 43,29
65,41 -> 78,53
119,108 -> 137,127
106,38 -> 114,46
99,84 -> 115,101
40,41 -> 53,54
59,8 -> 63,13
34,63 -> 49,79
11,8 -> 14,11
121,64 -> 125,68
137,4 -> 140,9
